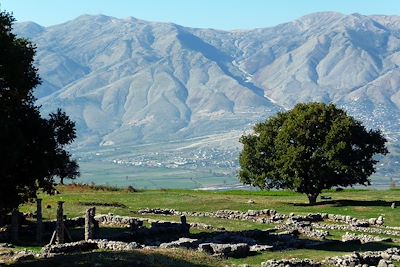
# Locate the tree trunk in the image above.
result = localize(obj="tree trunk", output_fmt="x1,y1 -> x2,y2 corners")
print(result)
307,193 -> 319,205
0,213 -> 5,227
11,209 -> 19,243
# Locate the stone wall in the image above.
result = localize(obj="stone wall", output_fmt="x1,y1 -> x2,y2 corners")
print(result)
313,223 -> 400,237
261,258 -> 321,267
342,232 -> 392,244
325,247 -> 400,266
95,214 -> 143,228
137,208 -> 385,227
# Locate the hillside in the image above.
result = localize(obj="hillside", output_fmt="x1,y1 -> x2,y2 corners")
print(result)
13,12 -> 400,187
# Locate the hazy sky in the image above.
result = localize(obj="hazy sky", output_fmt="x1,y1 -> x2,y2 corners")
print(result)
2,0 -> 400,30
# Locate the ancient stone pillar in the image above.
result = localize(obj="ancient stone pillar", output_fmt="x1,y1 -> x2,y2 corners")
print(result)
85,208 -> 93,241
11,209 -> 19,243
180,215 -> 187,225
85,207 -> 97,240
91,207 -> 99,238
36,199 -> 43,243
180,215 -> 190,235
56,201 -> 64,244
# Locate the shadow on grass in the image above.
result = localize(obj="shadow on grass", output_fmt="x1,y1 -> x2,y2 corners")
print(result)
191,228 -> 400,255
190,229 -> 277,246
7,221 -> 400,265
294,200 -> 399,207
9,250 -> 216,267
7,228 -> 400,266
305,239 -> 400,253
192,229 -> 332,253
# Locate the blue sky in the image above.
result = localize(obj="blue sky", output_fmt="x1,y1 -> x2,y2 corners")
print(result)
2,0 -> 400,30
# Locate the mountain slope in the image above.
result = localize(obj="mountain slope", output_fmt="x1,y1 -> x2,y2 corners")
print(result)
15,15 -> 281,147
193,13 -> 400,132
13,13 -> 400,186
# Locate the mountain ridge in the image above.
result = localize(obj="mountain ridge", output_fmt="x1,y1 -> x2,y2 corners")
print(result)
12,12 -> 400,186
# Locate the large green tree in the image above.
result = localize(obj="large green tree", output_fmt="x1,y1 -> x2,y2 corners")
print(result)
0,10 -> 79,217
239,102 -> 388,204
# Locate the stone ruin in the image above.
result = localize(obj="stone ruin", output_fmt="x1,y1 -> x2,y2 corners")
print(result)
276,217 -> 329,240
342,232 -> 393,244
14,240 -> 399,266
137,207 -> 387,227
324,247 -> 400,267
261,258 -> 321,267
95,213 -> 191,238
84,207 -> 97,241
2,203 -> 400,266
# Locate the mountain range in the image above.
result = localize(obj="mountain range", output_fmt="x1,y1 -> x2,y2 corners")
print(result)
13,12 -> 400,188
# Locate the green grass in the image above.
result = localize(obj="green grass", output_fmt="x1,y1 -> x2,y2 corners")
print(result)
12,186 -> 400,266
77,161 -> 235,189
21,186 -> 400,225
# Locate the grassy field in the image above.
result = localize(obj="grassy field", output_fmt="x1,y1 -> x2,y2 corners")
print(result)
77,161 -> 235,189
77,161 -> 397,189
8,186 -> 400,266
20,186 -> 400,224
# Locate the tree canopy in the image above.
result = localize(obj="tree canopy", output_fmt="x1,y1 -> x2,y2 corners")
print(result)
239,102 -> 388,204
0,10 -> 79,216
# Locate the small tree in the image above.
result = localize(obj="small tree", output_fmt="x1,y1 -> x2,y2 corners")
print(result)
0,10 -> 79,217
239,102 -> 388,204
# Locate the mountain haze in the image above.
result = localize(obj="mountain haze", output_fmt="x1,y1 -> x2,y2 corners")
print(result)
14,12 -> 400,187
15,15 -> 282,148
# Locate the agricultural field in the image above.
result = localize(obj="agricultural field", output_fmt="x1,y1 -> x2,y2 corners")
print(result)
77,160 -> 398,190
77,161 -> 235,190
